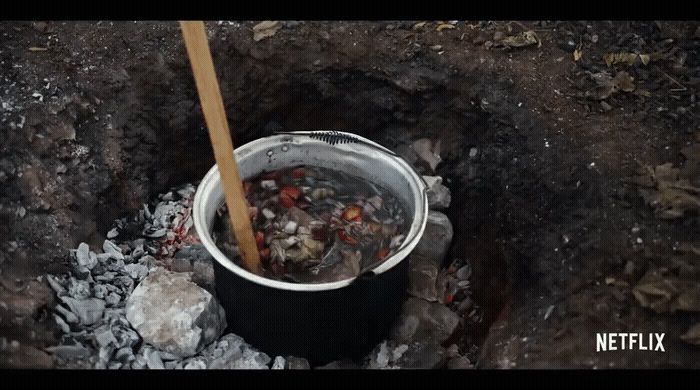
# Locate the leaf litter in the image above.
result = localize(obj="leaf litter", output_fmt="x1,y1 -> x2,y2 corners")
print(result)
252,21 -> 281,42
632,142 -> 700,220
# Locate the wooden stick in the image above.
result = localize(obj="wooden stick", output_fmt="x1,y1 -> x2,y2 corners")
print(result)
180,21 -> 262,275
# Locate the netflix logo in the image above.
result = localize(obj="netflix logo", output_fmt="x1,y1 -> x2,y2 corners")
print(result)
596,333 -> 665,352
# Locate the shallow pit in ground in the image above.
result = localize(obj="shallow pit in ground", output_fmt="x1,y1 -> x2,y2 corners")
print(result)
89,58 -> 550,365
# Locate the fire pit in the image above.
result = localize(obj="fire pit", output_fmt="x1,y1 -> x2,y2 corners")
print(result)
193,131 -> 429,364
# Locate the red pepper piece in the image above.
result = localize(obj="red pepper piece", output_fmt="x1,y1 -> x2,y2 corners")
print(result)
280,186 -> 302,208
337,230 -> 358,245
281,186 -> 301,199
290,167 -> 306,179
259,248 -> 270,264
255,231 -> 265,250
280,193 -> 295,208
376,247 -> 390,261
445,294 -> 455,304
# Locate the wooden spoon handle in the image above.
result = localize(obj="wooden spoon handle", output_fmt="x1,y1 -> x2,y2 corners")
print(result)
180,21 -> 261,275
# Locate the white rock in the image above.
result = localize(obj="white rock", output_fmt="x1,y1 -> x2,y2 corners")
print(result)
412,138 -> 442,171
76,242 -> 97,270
124,263 -> 149,280
391,297 -> 460,345
60,296 -> 106,326
261,180 -> 278,190
125,267 -> 227,358
411,211 -> 453,267
283,221 -> 298,234
107,228 -> 119,239
144,348 -> 165,369
423,175 -> 451,209
262,208 -> 276,220
103,240 -> 125,260
272,356 -> 286,369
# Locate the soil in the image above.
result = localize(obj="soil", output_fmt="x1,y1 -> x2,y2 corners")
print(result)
1,20 -> 699,368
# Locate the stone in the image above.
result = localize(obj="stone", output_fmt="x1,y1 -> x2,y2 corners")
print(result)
235,348 -> 271,369
102,240 -> 125,260
192,259 -> 216,295
184,359 -> 207,369
45,274 -> 66,295
283,221 -> 298,234
107,228 -> 119,239
456,264 -> 472,280
75,242 -> 97,270
171,257 -> 193,273
285,356 -> 311,369
54,314 -> 71,333
60,296 -> 106,326
144,348 -> 165,369
411,138 -> 441,172
457,297 -> 474,314
124,263 -> 149,280
175,244 -> 213,263
391,297 -> 461,345
272,356 -> 286,369
94,325 -> 118,348
125,267 -> 227,358
445,344 -> 460,358
262,208 -> 276,220
55,304 -> 80,324
407,257 -> 440,301
446,356 -> 473,369
423,176 -> 451,209
394,342 -> 447,369
316,359 -> 360,369
261,180 -> 278,190
44,343 -> 92,360
366,341 -> 392,368
207,335 -> 271,369
411,211 -> 453,268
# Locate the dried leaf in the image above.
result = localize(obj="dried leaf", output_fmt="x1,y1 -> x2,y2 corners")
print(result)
632,268 -> 700,313
28,47 -> 48,52
637,160 -> 700,219
500,31 -> 541,48
412,22 -> 427,30
604,52 -> 652,67
252,21 -> 281,42
436,24 -> 456,32
612,71 -> 635,92
574,49 -> 583,62
681,323 -> 700,345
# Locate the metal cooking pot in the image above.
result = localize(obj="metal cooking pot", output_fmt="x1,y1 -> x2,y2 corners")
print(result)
193,131 -> 428,365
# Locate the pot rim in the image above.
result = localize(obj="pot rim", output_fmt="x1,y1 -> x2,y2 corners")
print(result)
193,131 -> 428,292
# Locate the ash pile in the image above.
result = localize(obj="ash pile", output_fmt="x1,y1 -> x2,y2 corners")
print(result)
43,162 -> 476,369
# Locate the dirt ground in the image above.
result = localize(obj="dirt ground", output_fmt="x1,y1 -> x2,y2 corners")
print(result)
1,20 -> 699,368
